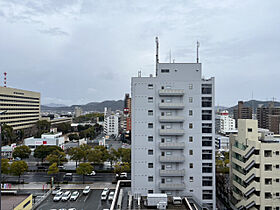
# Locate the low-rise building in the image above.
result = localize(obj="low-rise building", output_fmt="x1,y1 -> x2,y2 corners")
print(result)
230,119 -> 280,209
215,135 -> 229,152
215,110 -> 236,134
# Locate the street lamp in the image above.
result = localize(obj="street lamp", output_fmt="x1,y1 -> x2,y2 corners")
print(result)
0,110 -> 8,209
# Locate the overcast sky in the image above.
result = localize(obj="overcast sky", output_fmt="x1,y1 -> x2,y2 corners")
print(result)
0,0 -> 279,107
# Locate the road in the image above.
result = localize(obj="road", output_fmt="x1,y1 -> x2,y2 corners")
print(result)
3,172 -> 115,183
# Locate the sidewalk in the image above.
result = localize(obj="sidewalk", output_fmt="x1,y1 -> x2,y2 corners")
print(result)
8,182 -> 116,190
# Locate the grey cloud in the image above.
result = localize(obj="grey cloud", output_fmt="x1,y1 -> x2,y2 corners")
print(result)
39,27 -> 69,36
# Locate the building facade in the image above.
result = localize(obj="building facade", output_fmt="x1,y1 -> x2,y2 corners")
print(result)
74,106 -> 83,118
215,110 -> 236,134
257,103 -> 280,134
230,119 -> 280,210
0,86 -> 40,130
233,101 -> 252,128
131,62 -> 216,209
104,113 -> 119,136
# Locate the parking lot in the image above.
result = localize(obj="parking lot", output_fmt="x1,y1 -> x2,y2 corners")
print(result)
36,189 -> 112,210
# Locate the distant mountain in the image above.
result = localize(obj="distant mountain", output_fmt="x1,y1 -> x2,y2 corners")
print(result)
227,100 -> 280,114
41,100 -> 124,113
44,103 -> 66,107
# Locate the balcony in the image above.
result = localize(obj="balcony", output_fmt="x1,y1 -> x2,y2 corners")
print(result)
159,116 -> 185,123
159,129 -> 184,136
159,103 -> 184,110
160,169 -> 185,177
159,155 -> 185,163
159,142 -> 185,150
159,89 -> 184,96
159,183 -> 186,190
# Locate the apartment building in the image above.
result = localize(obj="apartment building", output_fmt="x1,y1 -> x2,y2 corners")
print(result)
104,107 -> 120,136
233,101 -> 253,128
0,86 -> 40,130
257,103 -> 280,134
74,106 -> 83,118
230,119 -> 280,210
215,110 -> 236,134
131,60 -> 216,209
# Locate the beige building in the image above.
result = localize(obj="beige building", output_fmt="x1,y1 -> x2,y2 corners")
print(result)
0,86 -> 40,130
230,119 -> 280,210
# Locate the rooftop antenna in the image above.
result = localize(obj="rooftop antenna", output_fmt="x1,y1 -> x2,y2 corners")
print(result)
155,37 -> 159,76
196,41 -> 200,63
138,70 -> 141,77
169,49 -> 172,63
4,72 -> 7,87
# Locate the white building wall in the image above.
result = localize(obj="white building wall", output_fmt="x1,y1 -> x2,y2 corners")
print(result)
104,115 -> 119,136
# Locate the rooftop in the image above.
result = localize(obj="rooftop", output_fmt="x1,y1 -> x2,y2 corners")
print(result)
1,194 -> 30,210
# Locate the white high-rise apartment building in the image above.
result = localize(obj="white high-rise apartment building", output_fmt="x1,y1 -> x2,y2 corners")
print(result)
104,107 -> 119,136
215,110 -> 236,134
230,119 -> 280,210
131,43 -> 216,209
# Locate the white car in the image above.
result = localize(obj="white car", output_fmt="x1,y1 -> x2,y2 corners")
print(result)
52,187 -> 62,195
61,191 -> 71,201
101,188 -> 110,200
68,208 -> 76,210
83,186 -> 90,195
86,171 -> 96,176
53,191 -> 63,202
108,191 -> 115,201
70,191 -> 79,201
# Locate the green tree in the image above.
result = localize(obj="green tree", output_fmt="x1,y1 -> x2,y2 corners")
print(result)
114,162 -> 130,174
79,144 -> 92,162
76,163 -> 93,184
118,148 -> 131,163
56,123 -> 71,134
12,145 -> 31,159
46,150 -> 67,166
1,158 -> 10,181
87,149 -> 103,164
16,129 -> 25,142
94,146 -> 109,162
1,124 -> 16,145
108,148 -> 118,167
68,147 -> 83,167
10,160 -> 28,183
48,163 -> 59,185
68,133 -> 80,140
34,145 -> 63,162
35,120 -> 51,137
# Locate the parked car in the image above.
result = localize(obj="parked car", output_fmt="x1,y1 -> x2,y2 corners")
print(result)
108,191 -> 115,201
83,186 -> 90,195
116,172 -> 127,180
53,192 -> 63,202
63,173 -> 73,181
68,208 -> 76,210
61,191 -> 71,201
86,170 -> 96,176
101,188 -> 110,200
52,186 -> 62,195
70,191 -> 79,201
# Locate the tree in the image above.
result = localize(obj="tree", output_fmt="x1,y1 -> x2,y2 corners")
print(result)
34,145 -> 63,162
56,123 -> 71,134
16,129 -> 25,142
35,120 -> 51,137
10,160 -> 28,183
68,133 -> 80,141
114,162 -> 130,174
48,163 -> 59,185
108,148 -> 118,167
94,146 -> 109,162
87,149 -> 103,164
76,163 -> 93,184
68,147 -> 83,167
1,159 -> 10,180
12,145 -> 31,159
46,150 -> 67,166
79,144 -> 92,162
118,148 -> 131,163
1,124 -> 16,145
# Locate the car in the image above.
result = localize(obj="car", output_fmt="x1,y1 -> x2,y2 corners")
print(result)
116,172 -> 127,180
53,192 -> 63,202
70,191 -> 79,201
86,170 -> 96,176
108,191 -> 115,201
83,186 -> 90,195
68,208 -> 76,210
101,188 -> 110,200
52,186 -> 62,195
61,191 -> 71,201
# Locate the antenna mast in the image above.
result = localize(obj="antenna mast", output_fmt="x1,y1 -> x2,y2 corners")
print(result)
155,37 -> 159,76
196,41 -> 200,63
4,72 -> 7,87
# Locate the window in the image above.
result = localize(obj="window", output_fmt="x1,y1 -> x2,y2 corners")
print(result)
166,138 -> 172,142
189,123 -> 193,129
202,136 -> 212,146
23,200 -> 31,208
148,84 -> 153,89
202,163 -> 212,173
202,97 -> 212,107
189,150 -> 193,155
161,69 -> 170,73
166,99 -> 172,103
148,123 -> 153,128
202,150 -> 212,160
202,176 -> 213,186
166,178 -> 172,182
189,177 -> 194,182
148,97 -> 153,103
265,207 -> 272,210
148,176 -> 153,182
148,163 -> 153,168
276,179 -> 280,183
166,112 -> 172,116
276,151 -> 279,155
202,110 -> 212,120
148,136 -> 153,142
190,163 -> 193,168
189,97 -> 193,103
202,84 -> 212,94
276,164 -> 279,169
202,190 -> 213,200
265,192 -> 272,199
265,164 -> 272,171
189,136 -> 193,142
161,112 -> 164,116
166,164 -> 172,169
166,86 -> 171,89
202,123 -> 212,133
189,84 -> 193,89
264,150 -> 272,157
189,110 -> 193,116
148,110 -> 153,116
148,150 -> 153,155
248,128 -> 252,132
166,151 -> 172,156
148,190 -> 153,194
265,178 -> 272,185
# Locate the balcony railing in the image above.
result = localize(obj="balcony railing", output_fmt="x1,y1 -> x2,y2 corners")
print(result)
159,142 -> 185,150
160,169 -> 185,177
159,183 -> 186,190
158,89 -> 184,96
159,116 -> 185,123
159,155 -> 185,163
159,129 -> 184,136
159,103 -> 184,110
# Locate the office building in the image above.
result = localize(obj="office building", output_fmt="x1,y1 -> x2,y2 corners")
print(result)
257,103 -> 280,134
233,101 -> 252,128
215,110 -> 236,134
74,106 -> 83,118
230,119 -> 280,210
104,107 -> 120,136
131,42 -> 216,209
0,86 -> 40,130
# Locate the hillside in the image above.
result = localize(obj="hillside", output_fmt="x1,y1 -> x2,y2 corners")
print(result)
227,100 -> 280,113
